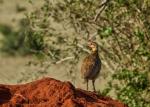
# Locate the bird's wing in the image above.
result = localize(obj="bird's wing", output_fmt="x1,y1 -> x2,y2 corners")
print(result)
81,55 -> 96,79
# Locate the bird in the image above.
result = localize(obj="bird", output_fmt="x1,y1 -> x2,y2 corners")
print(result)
81,40 -> 101,92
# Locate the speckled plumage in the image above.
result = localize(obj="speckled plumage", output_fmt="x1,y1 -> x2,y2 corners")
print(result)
81,41 -> 101,91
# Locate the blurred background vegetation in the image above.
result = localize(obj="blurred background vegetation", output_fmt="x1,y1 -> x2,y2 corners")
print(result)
0,0 -> 150,106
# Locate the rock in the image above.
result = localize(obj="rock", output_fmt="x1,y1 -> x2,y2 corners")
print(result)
0,77 -> 127,107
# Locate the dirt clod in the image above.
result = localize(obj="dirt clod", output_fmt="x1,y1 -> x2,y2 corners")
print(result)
0,77 -> 127,107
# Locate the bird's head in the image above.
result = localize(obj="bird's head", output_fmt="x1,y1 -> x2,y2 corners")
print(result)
87,40 -> 98,52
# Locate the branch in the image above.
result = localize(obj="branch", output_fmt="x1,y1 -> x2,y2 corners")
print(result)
93,0 -> 110,22
77,43 -> 90,53
55,56 -> 74,64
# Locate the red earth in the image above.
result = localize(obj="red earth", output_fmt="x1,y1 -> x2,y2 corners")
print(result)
0,77 -> 127,107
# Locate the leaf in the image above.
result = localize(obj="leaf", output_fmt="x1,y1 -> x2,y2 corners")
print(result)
98,27 -> 112,39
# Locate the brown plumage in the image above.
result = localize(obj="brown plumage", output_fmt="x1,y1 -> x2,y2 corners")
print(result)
81,41 -> 101,92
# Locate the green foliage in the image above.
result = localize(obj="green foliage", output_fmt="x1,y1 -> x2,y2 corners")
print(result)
0,24 -> 25,55
110,69 -> 150,107
0,25 -> 12,35
25,31 -> 45,52
98,26 -> 112,39
0,18 -> 45,55
134,28 -> 145,44
16,4 -> 26,13
113,69 -> 148,91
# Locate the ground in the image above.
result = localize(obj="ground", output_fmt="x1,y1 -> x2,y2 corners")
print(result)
0,77 -> 127,107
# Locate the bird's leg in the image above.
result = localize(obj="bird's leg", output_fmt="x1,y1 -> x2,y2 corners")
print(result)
92,80 -> 96,92
86,79 -> 89,91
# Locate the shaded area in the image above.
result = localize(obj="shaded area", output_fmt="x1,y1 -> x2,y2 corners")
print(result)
0,77 -> 127,107
0,86 -> 11,104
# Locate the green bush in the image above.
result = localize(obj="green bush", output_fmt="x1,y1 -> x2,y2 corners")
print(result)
103,69 -> 150,107
0,24 -> 25,55
0,18 -> 45,55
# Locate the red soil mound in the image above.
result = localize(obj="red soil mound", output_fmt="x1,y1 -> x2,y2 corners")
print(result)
0,77 -> 127,107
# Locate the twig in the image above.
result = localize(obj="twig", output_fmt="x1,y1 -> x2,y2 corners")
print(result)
77,43 -> 90,53
55,56 -> 74,64
93,0 -> 110,22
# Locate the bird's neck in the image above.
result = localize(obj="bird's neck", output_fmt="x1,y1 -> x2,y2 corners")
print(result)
91,50 -> 99,56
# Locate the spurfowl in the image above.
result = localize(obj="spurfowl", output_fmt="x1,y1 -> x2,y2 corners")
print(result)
81,41 -> 101,92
